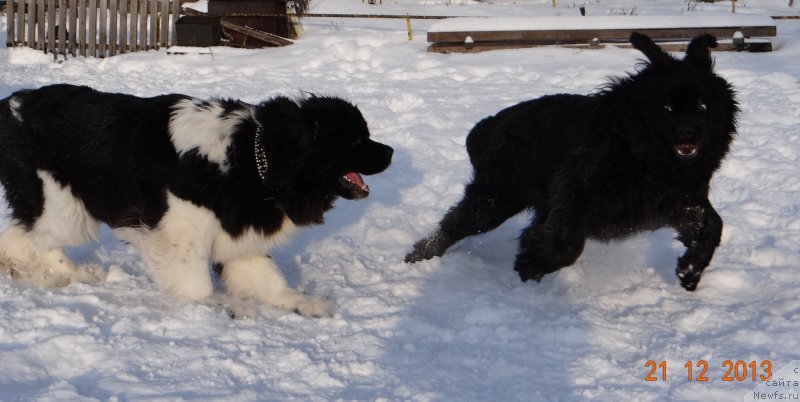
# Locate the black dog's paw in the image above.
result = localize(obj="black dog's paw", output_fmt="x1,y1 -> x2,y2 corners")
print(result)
404,234 -> 448,264
404,249 -> 428,264
676,264 -> 702,291
513,255 -> 551,283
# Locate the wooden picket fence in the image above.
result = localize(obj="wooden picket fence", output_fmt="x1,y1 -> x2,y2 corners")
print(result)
6,0 -> 180,58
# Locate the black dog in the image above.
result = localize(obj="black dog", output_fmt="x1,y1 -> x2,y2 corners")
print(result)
406,33 -> 737,291
0,84 -> 392,315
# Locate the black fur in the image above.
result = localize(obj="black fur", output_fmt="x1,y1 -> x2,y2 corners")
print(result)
0,84 -> 393,242
406,33 -> 738,291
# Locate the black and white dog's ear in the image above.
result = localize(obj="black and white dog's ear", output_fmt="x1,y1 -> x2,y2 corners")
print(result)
684,33 -> 718,71
630,32 -> 673,67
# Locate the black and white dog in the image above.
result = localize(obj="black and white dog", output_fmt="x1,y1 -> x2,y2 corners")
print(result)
0,84 -> 393,316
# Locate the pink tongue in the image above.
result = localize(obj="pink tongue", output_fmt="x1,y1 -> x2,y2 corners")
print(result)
678,144 -> 697,155
344,172 -> 368,191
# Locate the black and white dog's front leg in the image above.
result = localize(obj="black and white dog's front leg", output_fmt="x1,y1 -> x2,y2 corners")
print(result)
673,200 -> 723,291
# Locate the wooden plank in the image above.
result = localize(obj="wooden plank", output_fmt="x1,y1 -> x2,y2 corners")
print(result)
158,0 -> 167,48
98,0 -> 106,56
130,0 -> 138,51
46,0 -> 55,54
26,0 -> 35,46
219,18 -> 293,47
428,38 -> 773,54
119,0 -> 127,53
137,0 -> 147,51
7,0 -> 15,47
171,0 -> 180,46
16,0 -> 25,45
88,0 -> 96,57
68,0 -> 78,55
148,0 -> 156,49
37,0 -> 45,49
428,26 -> 777,45
138,0 -> 147,50
58,0 -> 66,55
109,0 -> 116,55
78,0 -> 86,56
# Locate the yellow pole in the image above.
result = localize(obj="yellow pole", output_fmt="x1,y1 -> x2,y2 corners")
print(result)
552,0 -> 556,7
406,15 -> 412,41
732,0 -> 736,13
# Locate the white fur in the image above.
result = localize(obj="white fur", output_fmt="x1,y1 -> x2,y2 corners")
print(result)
9,96 -> 23,122
32,171 -> 100,249
114,193 -> 327,315
211,219 -> 296,263
115,193 -> 219,301
0,171 -> 103,286
221,255 -> 331,317
169,99 -> 255,172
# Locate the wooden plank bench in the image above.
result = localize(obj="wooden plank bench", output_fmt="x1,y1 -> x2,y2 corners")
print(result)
428,14 -> 777,53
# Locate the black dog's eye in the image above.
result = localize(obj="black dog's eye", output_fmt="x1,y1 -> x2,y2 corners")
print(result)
698,102 -> 707,111
664,105 -> 673,113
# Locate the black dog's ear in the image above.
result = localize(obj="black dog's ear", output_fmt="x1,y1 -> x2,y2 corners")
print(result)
684,33 -> 718,71
630,32 -> 673,67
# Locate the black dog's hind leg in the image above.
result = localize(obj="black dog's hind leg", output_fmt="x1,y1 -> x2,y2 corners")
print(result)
673,200 -> 723,291
405,181 -> 523,263
514,185 -> 588,282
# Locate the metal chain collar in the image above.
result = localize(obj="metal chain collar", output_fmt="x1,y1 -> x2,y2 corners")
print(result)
254,123 -> 268,182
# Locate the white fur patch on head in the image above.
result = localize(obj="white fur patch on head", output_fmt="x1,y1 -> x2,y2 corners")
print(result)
169,99 -> 256,173
9,96 -> 23,122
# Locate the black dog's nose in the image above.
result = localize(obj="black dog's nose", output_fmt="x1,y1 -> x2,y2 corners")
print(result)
382,144 -> 394,160
676,126 -> 697,141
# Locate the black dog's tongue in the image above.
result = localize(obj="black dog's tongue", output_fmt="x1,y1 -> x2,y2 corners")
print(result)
343,172 -> 370,198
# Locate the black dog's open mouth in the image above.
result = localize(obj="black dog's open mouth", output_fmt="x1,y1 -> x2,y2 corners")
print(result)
340,172 -> 370,199
675,143 -> 699,158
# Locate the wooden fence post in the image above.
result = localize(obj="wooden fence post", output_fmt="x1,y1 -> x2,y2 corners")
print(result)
7,0 -> 14,47
119,0 -> 127,53
68,0 -> 78,55
16,0 -> 25,45
25,0 -> 35,47
148,0 -> 157,49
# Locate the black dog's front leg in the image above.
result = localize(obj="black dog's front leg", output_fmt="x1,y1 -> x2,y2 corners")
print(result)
673,200 -> 723,291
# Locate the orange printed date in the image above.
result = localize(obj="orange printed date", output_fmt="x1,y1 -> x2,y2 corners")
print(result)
644,360 -> 773,382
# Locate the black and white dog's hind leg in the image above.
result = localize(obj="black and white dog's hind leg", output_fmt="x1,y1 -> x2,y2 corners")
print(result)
116,193 -> 332,316
0,171 -> 106,286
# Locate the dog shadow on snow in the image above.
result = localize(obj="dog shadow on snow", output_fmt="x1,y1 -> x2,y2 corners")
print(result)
359,214 -> 686,400
272,145 -> 414,291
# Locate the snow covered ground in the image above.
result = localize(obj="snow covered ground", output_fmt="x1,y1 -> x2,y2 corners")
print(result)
1,0 -> 799,400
